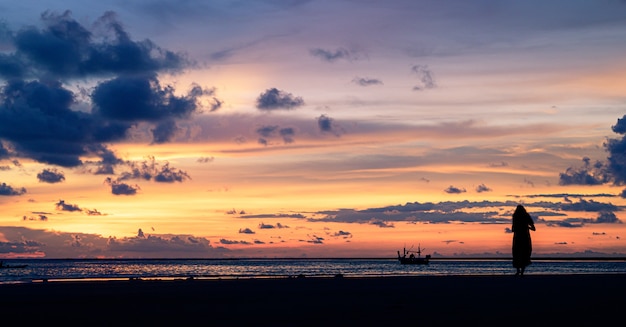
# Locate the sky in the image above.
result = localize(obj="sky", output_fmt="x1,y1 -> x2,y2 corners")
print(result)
1,0 -> 626,259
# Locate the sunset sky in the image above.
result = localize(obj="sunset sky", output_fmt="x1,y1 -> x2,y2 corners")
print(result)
1,0 -> 626,259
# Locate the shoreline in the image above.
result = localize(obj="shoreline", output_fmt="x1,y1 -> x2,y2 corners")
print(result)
3,256 -> 626,260
4,269 -> 626,283
1,273 -> 624,326
3,268 -> 626,286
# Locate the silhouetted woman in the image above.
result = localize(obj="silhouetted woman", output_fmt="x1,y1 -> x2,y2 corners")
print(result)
512,204 -> 536,276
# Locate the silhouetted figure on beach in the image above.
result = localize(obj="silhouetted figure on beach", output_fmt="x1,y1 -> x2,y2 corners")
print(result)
512,204 -> 536,276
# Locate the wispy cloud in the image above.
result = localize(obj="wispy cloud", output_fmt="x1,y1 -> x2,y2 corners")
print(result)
309,47 -> 363,63
352,77 -> 383,86
411,64 -> 436,90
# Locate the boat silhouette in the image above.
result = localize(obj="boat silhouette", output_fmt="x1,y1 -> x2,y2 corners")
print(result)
397,244 -> 431,264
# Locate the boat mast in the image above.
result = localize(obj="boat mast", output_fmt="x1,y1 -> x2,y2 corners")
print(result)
417,244 -> 424,257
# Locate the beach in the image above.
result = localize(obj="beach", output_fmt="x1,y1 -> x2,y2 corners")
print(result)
1,274 -> 623,326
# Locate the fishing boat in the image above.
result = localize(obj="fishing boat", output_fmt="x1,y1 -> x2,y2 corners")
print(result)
397,244 -> 431,265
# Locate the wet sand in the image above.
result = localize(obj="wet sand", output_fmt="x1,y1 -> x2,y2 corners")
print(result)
1,274 -> 623,326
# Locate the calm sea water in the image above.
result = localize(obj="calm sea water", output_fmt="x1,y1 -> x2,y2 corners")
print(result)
1,258 -> 625,284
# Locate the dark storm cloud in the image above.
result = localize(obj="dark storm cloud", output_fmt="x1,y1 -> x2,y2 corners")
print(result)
605,115 -> 626,185
0,79 -> 116,167
559,116 -> 626,190
352,77 -> 383,86
411,64 -> 436,90
2,11 -> 190,79
0,24 -> 10,50
37,168 -> 65,183
0,11 -> 212,169
0,53 -> 25,79
0,182 -> 26,196
611,115 -> 626,134
559,157 -> 608,186
0,142 -> 9,159
92,76 -> 204,121
256,88 -> 304,110
88,144 -> 124,174
151,119 -> 177,144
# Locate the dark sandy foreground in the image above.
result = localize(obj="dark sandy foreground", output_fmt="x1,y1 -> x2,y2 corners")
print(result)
1,274 -> 624,326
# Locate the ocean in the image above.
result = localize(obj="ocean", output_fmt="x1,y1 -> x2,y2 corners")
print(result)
1,258 -> 625,284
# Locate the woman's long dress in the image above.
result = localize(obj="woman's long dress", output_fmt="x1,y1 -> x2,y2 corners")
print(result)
512,211 -> 534,268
